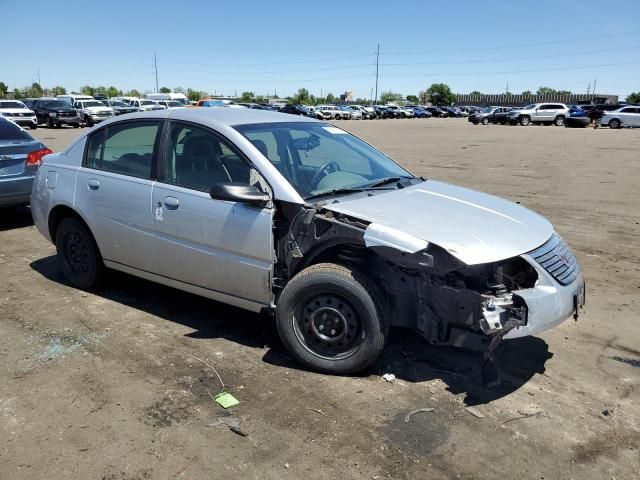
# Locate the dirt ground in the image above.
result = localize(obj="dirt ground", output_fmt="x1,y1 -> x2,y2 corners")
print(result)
1,119 -> 639,480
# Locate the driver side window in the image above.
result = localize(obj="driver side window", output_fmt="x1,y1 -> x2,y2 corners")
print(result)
162,122 -> 264,193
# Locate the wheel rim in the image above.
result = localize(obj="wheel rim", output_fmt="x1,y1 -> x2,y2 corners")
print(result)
521,117 -> 529,125
293,292 -> 364,360
556,117 -> 564,126
610,120 -> 619,128
64,232 -> 90,275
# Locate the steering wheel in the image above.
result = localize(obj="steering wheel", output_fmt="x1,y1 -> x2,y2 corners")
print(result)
310,161 -> 341,189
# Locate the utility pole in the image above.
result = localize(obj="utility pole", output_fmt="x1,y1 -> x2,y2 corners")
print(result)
586,82 -> 591,95
374,43 -> 380,104
592,78 -> 597,102
154,53 -> 159,93
37,70 -> 41,86
506,81 -> 509,93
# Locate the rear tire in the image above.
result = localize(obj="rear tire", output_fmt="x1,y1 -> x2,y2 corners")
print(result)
554,115 -> 565,126
519,115 -> 531,126
47,117 -> 54,128
608,118 -> 621,129
55,217 -> 104,290
276,263 -> 388,374
481,117 -> 489,125
85,115 -> 94,127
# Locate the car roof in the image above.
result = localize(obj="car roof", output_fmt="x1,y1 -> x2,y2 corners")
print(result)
97,106 -> 321,128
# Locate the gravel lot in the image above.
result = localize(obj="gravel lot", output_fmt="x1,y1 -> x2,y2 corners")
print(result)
1,119 -> 639,479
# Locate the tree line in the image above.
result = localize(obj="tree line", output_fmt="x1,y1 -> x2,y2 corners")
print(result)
1,81 -> 638,105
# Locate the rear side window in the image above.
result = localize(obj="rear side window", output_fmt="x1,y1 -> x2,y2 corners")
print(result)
84,121 -> 161,178
0,119 -> 32,141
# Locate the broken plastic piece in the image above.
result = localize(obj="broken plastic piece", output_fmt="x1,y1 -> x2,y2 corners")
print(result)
215,392 -> 240,409
382,373 -> 396,382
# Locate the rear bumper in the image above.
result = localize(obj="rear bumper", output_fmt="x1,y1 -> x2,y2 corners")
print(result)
0,175 -> 34,207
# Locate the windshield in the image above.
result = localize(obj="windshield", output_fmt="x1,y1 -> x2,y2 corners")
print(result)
166,101 -> 181,107
83,101 -> 103,107
234,122 -> 413,199
46,101 -> 69,109
140,100 -> 155,106
110,101 -> 127,107
524,104 -> 536,110
481,107 -> 493,113
0,101 -> 27,109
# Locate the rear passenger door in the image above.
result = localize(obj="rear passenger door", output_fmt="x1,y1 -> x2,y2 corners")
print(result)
151,121 -> 274,305
75,120 -> 162,272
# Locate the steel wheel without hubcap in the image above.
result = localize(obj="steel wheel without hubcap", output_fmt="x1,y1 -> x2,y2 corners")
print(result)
294,293 -> 363,360
64,231 -> 91,276
55,217 -> 104,289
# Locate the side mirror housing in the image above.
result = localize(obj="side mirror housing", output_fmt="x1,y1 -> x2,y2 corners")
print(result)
210,182 -> 270,206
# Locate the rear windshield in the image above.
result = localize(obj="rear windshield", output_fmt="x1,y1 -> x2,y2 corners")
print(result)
0,119 -> 32,141
0,101 -> 27,109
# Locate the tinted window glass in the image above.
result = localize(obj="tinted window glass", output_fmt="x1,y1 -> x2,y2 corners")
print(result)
162,123 -> 256,192
84,121 -> 160,178
0,119 -> 32,140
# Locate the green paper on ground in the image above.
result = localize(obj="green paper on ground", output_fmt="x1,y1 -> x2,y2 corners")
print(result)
215,392 -> 240,409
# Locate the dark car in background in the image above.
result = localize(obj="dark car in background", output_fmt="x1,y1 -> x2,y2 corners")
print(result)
280,104 -> 312,116
32,99 -> 80,128
406,106 -> 433,118
587,104 -> 623,124
0,117 -> 51,208
101,100 -> 138,115
424,106 -> 448,117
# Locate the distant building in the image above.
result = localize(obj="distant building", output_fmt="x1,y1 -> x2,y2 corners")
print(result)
455,93 -> 618,107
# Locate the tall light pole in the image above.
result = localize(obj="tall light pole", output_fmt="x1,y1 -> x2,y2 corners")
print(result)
374,43 -> 380,105
154,53 -> 159,93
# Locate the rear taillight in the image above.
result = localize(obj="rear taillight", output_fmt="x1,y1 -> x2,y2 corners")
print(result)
26,148 -> 52,166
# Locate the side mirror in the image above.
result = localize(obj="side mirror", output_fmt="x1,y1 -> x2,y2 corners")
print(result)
209,182 -> 270,206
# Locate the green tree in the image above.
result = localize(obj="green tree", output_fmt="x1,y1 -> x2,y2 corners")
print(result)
406,94 -> 419,104
51,86 -> 67,96
470,90 -> 482,95
94,86 -> 108,97
28,82 -> 43,98
160,87 -> 171,93
291,88 -> 311,104
240,91 -> 255,102
426,83 -> 456,105
626,92 -> 640,104
125,89 -> 142,97
106,86 -> 121,98
174,86 -> 184,93
522,90 -> 532,96
326,93 -> 336,104
557,90 -> 572,95
418,90 -> 429,104
379,91 -> 403,104
186,88 -> 203,102
0,82 -> 7,98
80,85 -> 95,96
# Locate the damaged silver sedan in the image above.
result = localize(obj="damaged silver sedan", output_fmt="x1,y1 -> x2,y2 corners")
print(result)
31,108 -> 585,375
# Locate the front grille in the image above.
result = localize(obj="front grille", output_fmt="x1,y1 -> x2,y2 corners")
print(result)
528,234 -> 580,285
59,112 -> 75,117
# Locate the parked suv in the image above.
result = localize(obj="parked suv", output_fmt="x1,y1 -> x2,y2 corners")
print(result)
587,104 -> 624,124
315,105 -> 350,119
508,103 -> 569,126
469,106 -> 513,125
101,100 -> 138,116
30,109 -> 585,376
0,100 -> 38,129
73,100 -> 114,127
32,98 -> 80,128
124,98 -> 166,112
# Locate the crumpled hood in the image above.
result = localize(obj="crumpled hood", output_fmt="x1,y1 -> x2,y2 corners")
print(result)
324,180 -> 553,265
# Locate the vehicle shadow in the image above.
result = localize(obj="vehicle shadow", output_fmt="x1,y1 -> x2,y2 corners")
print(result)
0,206 -> 34,231
30,254 -> 552,405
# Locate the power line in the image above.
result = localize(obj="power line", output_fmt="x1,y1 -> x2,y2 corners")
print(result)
162,53 -> 375,68
383,45 -> 640,66
162,62 -> 374,75
382,31 -> 640,56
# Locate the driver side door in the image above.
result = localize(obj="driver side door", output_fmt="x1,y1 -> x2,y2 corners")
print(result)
151,121 -> 275,306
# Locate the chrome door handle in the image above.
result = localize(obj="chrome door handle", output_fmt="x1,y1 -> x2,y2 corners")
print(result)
163,196 -> 179,210
87,178 -> 100,190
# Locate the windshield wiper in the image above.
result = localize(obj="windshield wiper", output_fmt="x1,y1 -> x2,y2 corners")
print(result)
304,187 -> 367,202
363,176 -> 413,188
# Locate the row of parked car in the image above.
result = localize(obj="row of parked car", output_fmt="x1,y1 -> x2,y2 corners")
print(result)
467,103 -> 640,129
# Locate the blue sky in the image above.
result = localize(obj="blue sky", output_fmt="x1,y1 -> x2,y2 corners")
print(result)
3,0 -> 640,99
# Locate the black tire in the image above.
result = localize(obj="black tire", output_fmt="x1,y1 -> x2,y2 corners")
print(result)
519,115 -> 531,126
554,115 -> 565,127
608,118 -> 621,129
481,117 -> 489,125
276,263 -> 388,374
30,124 -> 37,130
47,117 -> 54,128
85,115 -> 94,127
55,217 -> 104,289
73,123 -> 80,128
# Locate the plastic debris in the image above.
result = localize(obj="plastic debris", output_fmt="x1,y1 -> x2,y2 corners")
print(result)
382,373 -> 396,382
207,416 -> 240,429
465,406 -> 485,418
215,391 -> 240,409
404,408 -> 435,423
229,426 -> 248,437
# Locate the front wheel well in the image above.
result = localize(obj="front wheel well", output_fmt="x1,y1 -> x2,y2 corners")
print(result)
48,205 -> 89,244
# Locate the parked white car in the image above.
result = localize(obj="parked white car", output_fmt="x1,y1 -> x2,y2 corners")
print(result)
315,105 -> 350,120
153,100 -> 184,109
0,100 -> 37,129
508,103 -> 570,126
346,106 -> 363,120
600,106 -> 640,129
72,100 -> 114,127
123,98 -> 166,112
